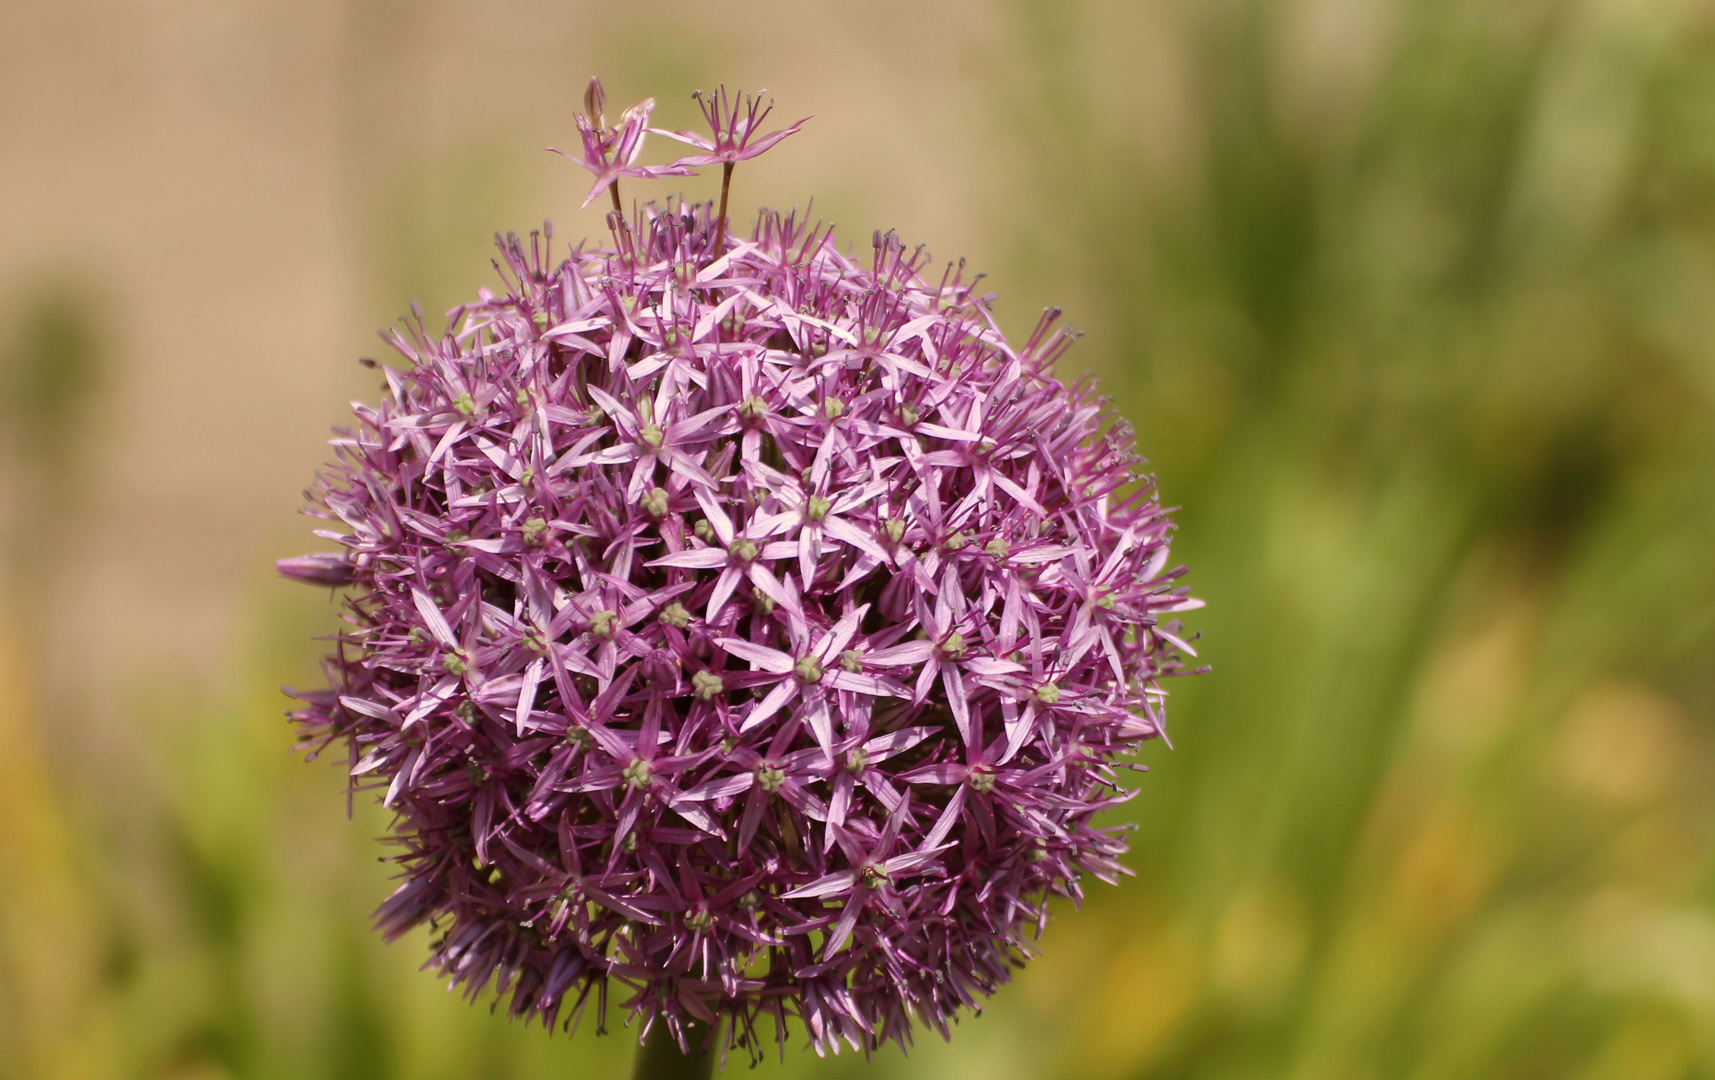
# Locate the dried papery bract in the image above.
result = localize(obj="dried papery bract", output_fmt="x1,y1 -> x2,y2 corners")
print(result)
281,84 -> 1200,1064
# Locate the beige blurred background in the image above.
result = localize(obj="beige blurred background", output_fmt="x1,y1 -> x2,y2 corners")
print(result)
4,1 -> 1715,1078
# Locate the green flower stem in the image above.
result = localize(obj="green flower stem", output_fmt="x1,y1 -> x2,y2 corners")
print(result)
632,1019 -> 714,1080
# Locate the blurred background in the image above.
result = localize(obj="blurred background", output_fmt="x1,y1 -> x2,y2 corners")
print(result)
4,0 -> 1715,1077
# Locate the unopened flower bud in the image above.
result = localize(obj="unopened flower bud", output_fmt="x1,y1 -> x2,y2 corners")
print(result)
583,76 -> 606,127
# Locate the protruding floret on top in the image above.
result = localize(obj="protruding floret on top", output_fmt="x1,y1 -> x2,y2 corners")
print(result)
281,152 -> 1198,1061
549,85 -> 688,210
652,85 -> 808,168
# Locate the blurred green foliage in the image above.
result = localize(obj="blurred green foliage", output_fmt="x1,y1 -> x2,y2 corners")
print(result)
4,1 -> 1715,1078
1,287 -> 102,459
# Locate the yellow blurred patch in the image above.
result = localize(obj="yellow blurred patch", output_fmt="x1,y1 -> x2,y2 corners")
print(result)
1385,805 -> 1497,939
1556,680 -> 1686,808
1075,925 -> 1200,1078
0,626 -> 118,1079
1412,596 -> 1534,760
1209,879 -> 1311,1014
1580,1008 -> 1691,1080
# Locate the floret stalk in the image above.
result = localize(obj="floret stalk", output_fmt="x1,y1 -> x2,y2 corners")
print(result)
715,161 -> 733,254
633,1019 -> 715,1080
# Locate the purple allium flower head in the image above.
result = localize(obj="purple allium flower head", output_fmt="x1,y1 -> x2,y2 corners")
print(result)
281,84 -> 1201,1063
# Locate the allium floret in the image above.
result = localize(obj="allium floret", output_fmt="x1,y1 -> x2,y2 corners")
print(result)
281,83 -> 1200,1063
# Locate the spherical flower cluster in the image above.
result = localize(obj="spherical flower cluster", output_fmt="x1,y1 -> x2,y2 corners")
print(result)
280,84 -> 1200,1061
